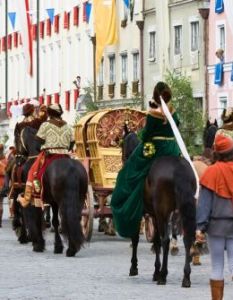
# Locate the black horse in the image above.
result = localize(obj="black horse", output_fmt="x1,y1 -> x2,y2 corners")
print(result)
122,128 -> 197,287
15,126 -> 88,256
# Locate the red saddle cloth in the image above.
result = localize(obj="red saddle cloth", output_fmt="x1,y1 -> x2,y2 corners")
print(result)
37,154 -> 70,182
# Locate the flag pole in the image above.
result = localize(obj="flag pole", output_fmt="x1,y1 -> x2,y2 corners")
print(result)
36,0 -> 40,102
5,0 -> 8,108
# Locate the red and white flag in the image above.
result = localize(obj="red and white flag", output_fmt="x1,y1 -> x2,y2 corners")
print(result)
16,0 -> 33,76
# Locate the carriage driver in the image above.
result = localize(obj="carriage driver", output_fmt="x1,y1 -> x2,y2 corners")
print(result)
19,103 -> 75,207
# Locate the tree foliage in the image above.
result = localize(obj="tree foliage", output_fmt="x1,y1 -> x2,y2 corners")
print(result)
165,71 -> 204,155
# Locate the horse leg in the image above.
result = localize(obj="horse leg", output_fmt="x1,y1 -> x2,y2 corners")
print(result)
153,229 -> 161,281
170,211 -> 179,256
182,234 -> 193,288
25,206 -> 45,252
51,204 -> 63,254
157,223 -> 170,285
44,205 -> 51,228
129,231 -> 140,276
12,193 -> 22,230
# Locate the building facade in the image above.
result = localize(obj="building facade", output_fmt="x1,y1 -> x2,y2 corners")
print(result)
207,0 -> 233,123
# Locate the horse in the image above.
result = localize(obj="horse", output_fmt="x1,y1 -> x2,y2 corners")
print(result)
121,128 -> 197,287
15,126 -> 88,256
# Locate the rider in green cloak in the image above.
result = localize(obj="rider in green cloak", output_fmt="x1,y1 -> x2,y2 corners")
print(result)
111,82 -> 181,238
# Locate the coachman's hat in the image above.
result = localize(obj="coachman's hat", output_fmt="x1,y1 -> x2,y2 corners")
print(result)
22,103 -> 34,117
214,134 -> 233,153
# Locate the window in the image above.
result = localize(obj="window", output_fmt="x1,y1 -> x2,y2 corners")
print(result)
121,55 -> 128,82
218,96 -> 227,124
98,59 -> 104,85
191,21 -> 199,51
218,25 -> 225,50
174,25 -> 182,55
133,53 -> 139,81
149,31 -> 156,60
109,55 -> 115,83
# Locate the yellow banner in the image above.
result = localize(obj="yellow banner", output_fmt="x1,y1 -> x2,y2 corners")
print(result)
93,0 -> 118,72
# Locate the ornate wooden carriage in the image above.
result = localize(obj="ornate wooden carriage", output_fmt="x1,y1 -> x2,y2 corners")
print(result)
74,108 -> 146,240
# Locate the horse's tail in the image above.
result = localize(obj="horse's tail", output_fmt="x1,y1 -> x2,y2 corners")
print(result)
174,159 -> 196,239
60,168 -> 87,251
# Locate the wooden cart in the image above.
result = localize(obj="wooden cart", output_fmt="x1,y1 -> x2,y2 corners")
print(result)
75,108 -> 146,241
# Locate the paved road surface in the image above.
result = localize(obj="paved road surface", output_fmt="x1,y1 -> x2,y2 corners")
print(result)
0,201 -> 232,300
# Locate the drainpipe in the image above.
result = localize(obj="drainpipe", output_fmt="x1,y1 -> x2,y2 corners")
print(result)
136,12 -> 145,110
199,8 -> 210,117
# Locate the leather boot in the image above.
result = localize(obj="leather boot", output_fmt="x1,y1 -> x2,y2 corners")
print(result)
210,279 -> 224,300
0,207 -> 3,227
18,184 -> 33,208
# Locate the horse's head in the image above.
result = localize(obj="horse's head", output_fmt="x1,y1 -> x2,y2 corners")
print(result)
203,119 -> 218,149
16,127 -> 41,159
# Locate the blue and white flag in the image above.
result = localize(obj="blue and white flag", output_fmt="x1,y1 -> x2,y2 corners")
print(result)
123,0 -> 130,8
46,8 -> 55,24
8,12 -> 16,29
214,63 -> 223,85
215,0 -> 224,14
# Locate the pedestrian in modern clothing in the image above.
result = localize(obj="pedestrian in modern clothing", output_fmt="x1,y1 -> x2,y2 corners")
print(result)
196,133 -> 233,300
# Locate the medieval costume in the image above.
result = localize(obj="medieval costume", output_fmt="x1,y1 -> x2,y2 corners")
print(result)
216,107 -> 233,139
19,104 -> 74,207
196,134 -> 233,300
0,144 -> 7,227
111,82 -> 180,238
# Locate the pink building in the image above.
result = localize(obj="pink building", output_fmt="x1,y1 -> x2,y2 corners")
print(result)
207,0 -> 233,123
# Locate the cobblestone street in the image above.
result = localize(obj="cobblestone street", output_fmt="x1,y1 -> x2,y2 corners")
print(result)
0,202 -> 232,300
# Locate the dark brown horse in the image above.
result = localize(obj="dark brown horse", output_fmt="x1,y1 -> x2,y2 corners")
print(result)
14,126 -> 88,256
122,129 -> 197,287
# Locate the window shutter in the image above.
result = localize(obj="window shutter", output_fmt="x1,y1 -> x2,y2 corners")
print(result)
40,21 -> 44,38
47,95 -> 52,106
54,15 -> 59,33
73,7 -> 79,26
13,32 -> 18,47
54,93 -> 60,104
64,12 -> 70,29
65,91 -> 70,111
46,19 -> 51,36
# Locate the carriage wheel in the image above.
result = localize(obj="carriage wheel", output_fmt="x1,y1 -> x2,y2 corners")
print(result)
81,184 -> 94,242
144,215 -> 155,243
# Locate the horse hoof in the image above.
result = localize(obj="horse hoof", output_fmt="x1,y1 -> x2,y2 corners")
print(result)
170,247 -> 179,256
152,273 -> 160,282
129,267 -> 138,276
18,236 -> 29,244
33,244 -> 44,252
66,248 -> 76,257
182,278 -> 191,288
54,245 -> 63,254
157,278 -> 166,285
